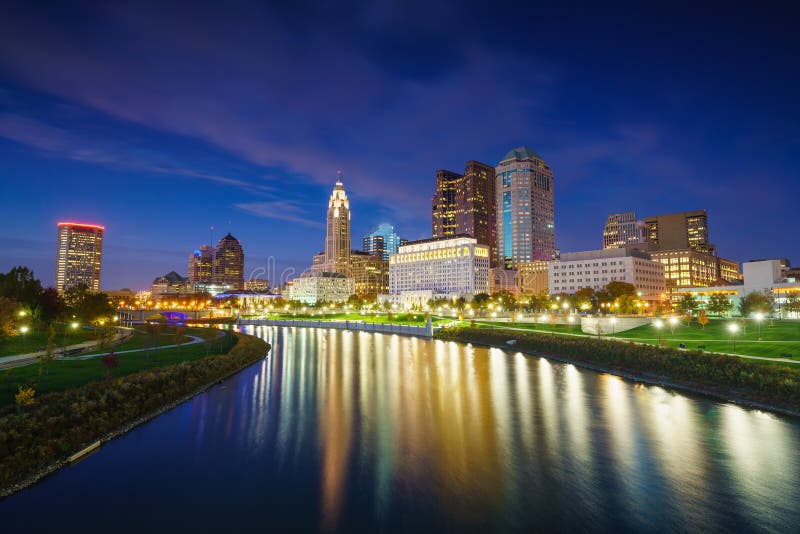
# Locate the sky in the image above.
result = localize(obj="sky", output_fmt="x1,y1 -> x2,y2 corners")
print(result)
1,1 -> 798,290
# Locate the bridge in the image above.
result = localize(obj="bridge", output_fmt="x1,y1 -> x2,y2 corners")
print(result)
117,309 -> 207,322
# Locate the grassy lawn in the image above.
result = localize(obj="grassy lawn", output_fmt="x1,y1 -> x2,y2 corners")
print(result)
79,325 -> 214,355
0,328 -> 236,407
610,318 -> 800,360
0,325 -> 96,357
473,318 -> 800,361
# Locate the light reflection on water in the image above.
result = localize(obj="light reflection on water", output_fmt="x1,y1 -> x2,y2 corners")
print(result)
3,325 -> 800,532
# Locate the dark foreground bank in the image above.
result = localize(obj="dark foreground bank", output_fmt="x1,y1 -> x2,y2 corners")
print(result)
0,332 -> 270,497
437,327 -> 800,417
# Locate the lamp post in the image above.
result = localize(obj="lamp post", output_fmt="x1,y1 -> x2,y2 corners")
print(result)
728,323 -> 739,353
653,319 -> 664,346
668,316 -> 678,335
610,316 -> 617,335
568,314 -> 576,331
20,325 -> 29,353
754,312 -> 764,340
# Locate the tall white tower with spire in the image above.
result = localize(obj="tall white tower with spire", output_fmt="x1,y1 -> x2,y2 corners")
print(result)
325,170 -> 351,273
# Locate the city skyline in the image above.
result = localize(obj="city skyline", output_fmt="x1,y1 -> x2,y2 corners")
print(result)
1,2 -> 799,289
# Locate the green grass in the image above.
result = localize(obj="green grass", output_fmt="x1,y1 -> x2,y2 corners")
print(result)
473,317 -> 800,362
0,328 -> 236,407
610,318 -> 800,360
79,325 -> 214,355
0,325 -> 96,357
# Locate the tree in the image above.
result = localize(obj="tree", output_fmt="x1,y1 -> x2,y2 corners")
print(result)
0,266 -> 43,308
493,290 -> 517,311
614,294 -> 639,314
676,294 -> 698,316
37,287 -> 66,322
697,309 -> 709,329
174,325 -> 187,345
605,281 -> 636,300
573,287 -> 596,310
0,296 -> 20,338
781,292 -> 799,318
100,351 -> 119,379
64,285 -> 115,323
707,294 -> 732,317
38,324 -> 57,376
472,293 -> 491,309
738,291 -> 774,317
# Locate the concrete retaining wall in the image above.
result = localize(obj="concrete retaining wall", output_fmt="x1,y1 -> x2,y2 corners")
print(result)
239,318 -> 437,338
580,316 -> 651,335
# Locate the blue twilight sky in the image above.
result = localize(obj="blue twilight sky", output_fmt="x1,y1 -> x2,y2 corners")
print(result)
1,1 -> 799,290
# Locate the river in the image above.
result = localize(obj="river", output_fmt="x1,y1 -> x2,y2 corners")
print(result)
3,326 -> 799,532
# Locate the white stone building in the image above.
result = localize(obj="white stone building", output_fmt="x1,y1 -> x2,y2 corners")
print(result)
289,272 -> 354,305
549,248 -> 665,304
388,236 -> 490,309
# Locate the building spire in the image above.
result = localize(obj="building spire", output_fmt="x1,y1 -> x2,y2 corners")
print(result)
336,169 -> 343,185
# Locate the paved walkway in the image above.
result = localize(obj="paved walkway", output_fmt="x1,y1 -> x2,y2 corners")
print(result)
474,322 -> 800,365
0,332 -> 205,370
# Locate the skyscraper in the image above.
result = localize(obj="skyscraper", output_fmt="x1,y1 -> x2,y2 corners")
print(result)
432,169 -> 462,238
188,245 -> 214,287
213,233 -> 244,289
363,223 -> 406,262
431,161 -> 497,265
495,146 -> 555,269
325,171 -> 351,274
55,222 -> 104,292
603,212 -> 644,249
642,210 -> 714,254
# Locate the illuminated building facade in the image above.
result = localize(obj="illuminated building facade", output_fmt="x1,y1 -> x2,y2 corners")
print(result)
289,272 -> 354,305
549,248 -> 666,304
496,146 -> 555,269
348,251 -> 389,298
325,171 -> 351,274
680,259 -> 800,318
213,233 -> 245,290
188,245 -> 214,287
517,260 -> 551,295
388,236 -> 490,309
55,222 -> 104,292
603,212 -> 644,249
643,210 -> 715,254
363,223 -> 407,262
649,249 -> 741,299
245,279 -> 270,292
489,267 -> 518,295
431,161 -> 497,266
151,271 -> 191,296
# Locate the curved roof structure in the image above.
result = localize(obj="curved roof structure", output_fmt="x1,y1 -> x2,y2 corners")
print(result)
502,146 -> 541,161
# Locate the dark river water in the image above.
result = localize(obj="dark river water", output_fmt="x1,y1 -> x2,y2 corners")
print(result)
3,326 -> 800,532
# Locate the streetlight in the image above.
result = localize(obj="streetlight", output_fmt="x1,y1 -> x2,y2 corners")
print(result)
18,310 -> 26,318
753,312 -> 764,340
653,319 -> 664,346
610,316 -> 617,335
20,325 -> 29,352
728,323 -> 739,353
668,316 -> 678,335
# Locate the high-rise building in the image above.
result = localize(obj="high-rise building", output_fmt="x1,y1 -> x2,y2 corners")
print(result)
349,251 -> 389,298
55,222 -> 104,292
432,169 -> 462,238
431,161 -> 497,265
213,233 -> 244,289
495,146 -> 555,269
603,212 -> 644,249
363,223 -> 407,262
325,171 -> 351,274
642,210 -> 715,254
188,245 -> 214,287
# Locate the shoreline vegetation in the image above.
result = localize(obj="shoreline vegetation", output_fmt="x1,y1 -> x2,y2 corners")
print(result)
0,331 -> 270,498
436,327 -> 800,418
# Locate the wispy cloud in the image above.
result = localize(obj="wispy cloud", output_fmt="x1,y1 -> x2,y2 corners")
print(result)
234,201 -> 323,228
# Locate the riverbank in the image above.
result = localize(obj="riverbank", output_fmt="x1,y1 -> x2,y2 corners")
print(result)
0,331 -> 271,498
436,327 -> 800,418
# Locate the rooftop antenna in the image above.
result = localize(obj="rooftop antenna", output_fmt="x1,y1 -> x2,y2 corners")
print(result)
210,225 -> 215,246
336,169 -> 343,185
